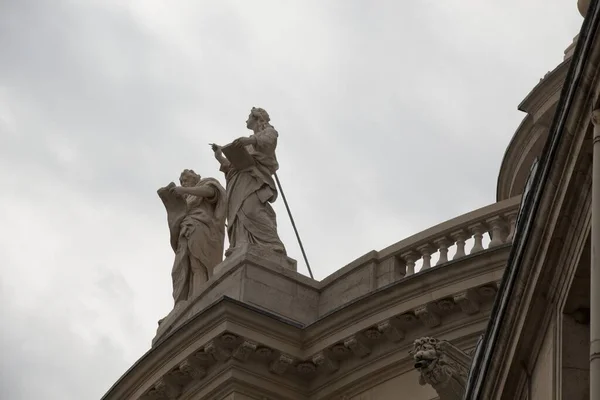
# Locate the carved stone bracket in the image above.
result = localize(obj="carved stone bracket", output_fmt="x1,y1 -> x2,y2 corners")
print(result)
477,282 -> 499,298
178,359 -> 207,380
233,340 -> 257,361
269,354 -> 294,375
191,349 -> 215,366
415,304 -> 441,328
143,376 -> 181,400
377,319 -> 405,342
205,339 -> 231,362
453,290 -> 481,315
344,335 -> 371,358
312,351 -> 339,373
411,337 -> 472,400
296,361 -> 317,375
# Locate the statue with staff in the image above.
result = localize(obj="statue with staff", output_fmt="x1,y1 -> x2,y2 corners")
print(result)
211,107 -> 314,278
211,107 -> 287,257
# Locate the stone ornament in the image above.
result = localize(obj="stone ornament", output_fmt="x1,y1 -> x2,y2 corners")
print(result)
157,170 -> 227,307
410,337 -> 472,400
376,319 -> 405,342
233,340 -> 257,361
269,354 -> 294,375
211,107 -> 287,258
312,351 -> 339,373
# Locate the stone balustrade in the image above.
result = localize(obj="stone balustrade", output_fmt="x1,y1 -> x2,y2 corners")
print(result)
317,195 -> 520,315
380,195 -> 521,277
377,195 -> 519,277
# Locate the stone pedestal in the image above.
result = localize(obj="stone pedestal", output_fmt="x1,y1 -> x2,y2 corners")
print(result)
153,244 -> 318,346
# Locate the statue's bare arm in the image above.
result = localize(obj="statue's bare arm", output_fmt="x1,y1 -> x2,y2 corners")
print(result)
210,143 -> 231,167
171,185 -> 215,198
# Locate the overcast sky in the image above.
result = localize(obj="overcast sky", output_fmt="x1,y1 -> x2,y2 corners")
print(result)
0,1 -> 584,399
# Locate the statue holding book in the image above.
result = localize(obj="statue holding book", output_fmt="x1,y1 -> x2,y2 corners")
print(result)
157,169 -> 227,306
211,107 -> 287,257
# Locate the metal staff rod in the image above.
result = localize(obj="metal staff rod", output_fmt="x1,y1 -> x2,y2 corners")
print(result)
273,172 -> 314,279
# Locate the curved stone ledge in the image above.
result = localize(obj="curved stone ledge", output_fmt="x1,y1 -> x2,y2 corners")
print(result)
107,291 -> 497,400
105,237 -> 506,399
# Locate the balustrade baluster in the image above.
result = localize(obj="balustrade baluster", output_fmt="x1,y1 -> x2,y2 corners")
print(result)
400,251 -> 419,276
417,245 -> 434,271
468,223 -> 486,254
451,230 -> 468,260
504,210 -> 519,242
434,238 -> 451,265
487,216 -> 507,248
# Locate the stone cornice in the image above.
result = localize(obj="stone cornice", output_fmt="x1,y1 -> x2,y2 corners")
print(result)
102,300 -> 304,400
105,196 -> 517,399
518,58 -> 571,121
104,274 -> 499,400
497,116 -> 548,201
497,59 -> 572,202
303,246 -> 507,352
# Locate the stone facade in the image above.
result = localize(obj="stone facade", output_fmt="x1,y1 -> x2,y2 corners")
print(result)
103,196 -> 516,400
463,2 -> 597,399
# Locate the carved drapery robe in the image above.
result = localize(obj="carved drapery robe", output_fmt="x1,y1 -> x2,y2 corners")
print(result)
164,178 -> 226,304
220,127 -> 286,256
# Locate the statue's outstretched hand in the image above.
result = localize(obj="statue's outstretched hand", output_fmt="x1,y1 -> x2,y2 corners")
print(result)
210,143 -> 222,154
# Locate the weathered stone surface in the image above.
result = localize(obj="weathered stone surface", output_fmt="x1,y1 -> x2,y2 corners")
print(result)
312,351 -> 339,373
344,335 -> 371,358
377,319 -> 405,342
205,340 -> 231,362
233,340 -> 257,361
411,337 -> 472,400
415,304 -> 441,328
211,107 -> 287,258
453,290 -> 481,315
157,170 -> 227,306
269,354 -> 294,375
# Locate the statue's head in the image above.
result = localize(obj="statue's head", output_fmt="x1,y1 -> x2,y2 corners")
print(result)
179,169 -> 201,187
246,107 -> 270,131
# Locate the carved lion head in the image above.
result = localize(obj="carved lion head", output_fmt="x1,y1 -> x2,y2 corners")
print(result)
410,337 -> 441,370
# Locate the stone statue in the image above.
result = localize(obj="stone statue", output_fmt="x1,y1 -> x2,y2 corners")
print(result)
211,107 -> 287,257
411,336 -> 472,400
157,169 -> 226,306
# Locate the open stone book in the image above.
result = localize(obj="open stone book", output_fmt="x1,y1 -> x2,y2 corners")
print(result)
222,143 -> 255,170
